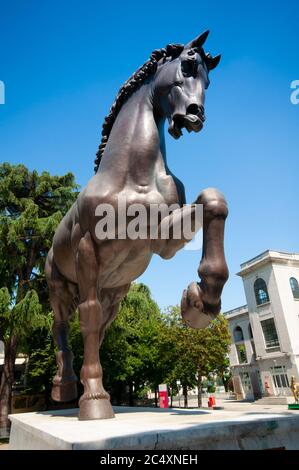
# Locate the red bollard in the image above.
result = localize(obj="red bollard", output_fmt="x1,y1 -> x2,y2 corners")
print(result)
208,396 -> 216,408
158,384 -> 169,408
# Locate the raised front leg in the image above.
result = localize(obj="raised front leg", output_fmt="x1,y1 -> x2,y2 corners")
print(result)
152,204 -> 202,259
76,232 -> 114,420
181,188 -> 229,329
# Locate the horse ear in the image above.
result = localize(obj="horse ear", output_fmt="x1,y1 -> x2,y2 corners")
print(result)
185,30 -> 209,49
205,54 -> 221,70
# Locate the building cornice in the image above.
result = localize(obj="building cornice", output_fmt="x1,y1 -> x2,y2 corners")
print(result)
237,250 -> 299,277
223,305 -> 248,319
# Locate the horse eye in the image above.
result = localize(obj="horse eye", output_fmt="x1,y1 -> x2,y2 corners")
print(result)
181,59 -> 197,77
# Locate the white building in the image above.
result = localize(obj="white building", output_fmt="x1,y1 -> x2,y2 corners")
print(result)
224,250 -> 299,401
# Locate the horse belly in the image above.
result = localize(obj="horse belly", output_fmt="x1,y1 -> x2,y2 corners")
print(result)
98,239 -> 153,288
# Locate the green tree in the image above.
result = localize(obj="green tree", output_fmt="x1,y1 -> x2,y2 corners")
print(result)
21,329 -> 57,406
23,282 -> 165,409
160,307 -> 231,408
0,163 -> 78,434
157,306 -> 183,405
58,283 -> 163,407
193,314 -> 231,406
24,317 -> 78,407
0,288 -> 51,433
102,283 -> 163,406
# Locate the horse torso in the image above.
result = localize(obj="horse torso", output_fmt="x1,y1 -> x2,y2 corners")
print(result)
53,83 -> 185,288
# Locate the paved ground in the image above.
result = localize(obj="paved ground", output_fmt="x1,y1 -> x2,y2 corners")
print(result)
173,395 -> 293,414
0,441 -> 9,450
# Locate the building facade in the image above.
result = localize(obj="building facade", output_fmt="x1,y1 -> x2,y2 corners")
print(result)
224,250 -> 299,400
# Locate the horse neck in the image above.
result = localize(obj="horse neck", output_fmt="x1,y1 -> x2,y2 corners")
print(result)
98,83 -> 168,186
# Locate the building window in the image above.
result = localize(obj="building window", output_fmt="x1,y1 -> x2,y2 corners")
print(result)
270,366 -> 290,390
261,318 -> 280,350
254,278 -> 270,305
236,344 -> 247,364
290,277 -> 299,300
233,326 -> 244,342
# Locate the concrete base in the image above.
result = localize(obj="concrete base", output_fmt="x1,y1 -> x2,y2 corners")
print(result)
9,405 -> 299,450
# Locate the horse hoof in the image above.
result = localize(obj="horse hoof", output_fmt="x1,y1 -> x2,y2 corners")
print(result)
51,381 -> 78,402
182,304 -> 214,329
79,397 -> 115,420
181,282 -> 220,329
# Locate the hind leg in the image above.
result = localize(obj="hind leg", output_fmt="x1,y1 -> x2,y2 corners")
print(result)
46,248 -> 78,402
78,288 -> 129,420
75,233 -> 111,419
76,232 -> 130,420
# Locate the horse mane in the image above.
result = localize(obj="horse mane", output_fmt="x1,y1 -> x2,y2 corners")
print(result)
94,43 -> 184,172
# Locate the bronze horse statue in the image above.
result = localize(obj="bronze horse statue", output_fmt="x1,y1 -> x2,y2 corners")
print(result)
45,31 -> 229,420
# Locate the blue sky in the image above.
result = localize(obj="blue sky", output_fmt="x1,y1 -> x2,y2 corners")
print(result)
0,0 -> 298,311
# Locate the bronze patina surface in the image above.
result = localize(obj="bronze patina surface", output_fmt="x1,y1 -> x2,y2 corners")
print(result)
46,31 -> 229,420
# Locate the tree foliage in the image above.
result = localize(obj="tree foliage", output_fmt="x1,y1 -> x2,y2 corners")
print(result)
0,163 -> 231,426
62,284 -> 231,407
103,282 -> 162,394
0,163 -> 78,433
159,306 -> 231,406
0,163 -> 78,299
23,283 -> 231,409
66,283 -> 164,405
23,331 -> 57,403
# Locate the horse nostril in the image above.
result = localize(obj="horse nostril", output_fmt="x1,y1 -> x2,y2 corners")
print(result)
186,104 -> 204,116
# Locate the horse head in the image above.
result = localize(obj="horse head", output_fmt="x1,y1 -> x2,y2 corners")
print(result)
152,31 -> 221,139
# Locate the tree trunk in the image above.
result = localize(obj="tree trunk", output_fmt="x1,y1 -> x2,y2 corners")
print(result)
197,374 -> 202,408
154,387 -> 158,407
115,381 -> 123,406
223,375 -> 230,392
183,384 -> 188,408
128,382 -> 134,406
0,337 -> 17,436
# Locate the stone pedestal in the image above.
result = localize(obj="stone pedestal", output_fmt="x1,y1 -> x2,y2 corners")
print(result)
9,406 -> 299,450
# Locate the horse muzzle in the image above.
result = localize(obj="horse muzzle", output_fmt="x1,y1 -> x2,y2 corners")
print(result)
168,111 -> 205,139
